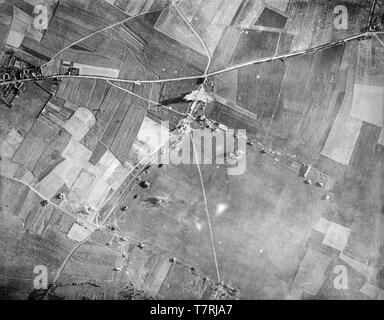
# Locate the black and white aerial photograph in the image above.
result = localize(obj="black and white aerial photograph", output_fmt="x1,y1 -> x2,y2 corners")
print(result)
0,0 -> 383,308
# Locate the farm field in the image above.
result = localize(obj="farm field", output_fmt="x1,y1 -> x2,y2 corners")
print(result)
0,0 -> 383,301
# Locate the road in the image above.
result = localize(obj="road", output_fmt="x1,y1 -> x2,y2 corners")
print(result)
44,231 -> 96,299
40,6 -> 171,69
2,31 -> 382,88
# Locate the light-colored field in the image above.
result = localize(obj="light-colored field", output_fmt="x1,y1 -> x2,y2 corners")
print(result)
265,0 -> 289,12
379,129 -> 384,146
1,129 -> 24,159
6,6 -> 32,48
67,222 -> 92,242
321,109 -> 362,165
351,84 -> 384,128
72,63 -> 120,78
127,116 -> 171,165
321,75 -> 364,166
